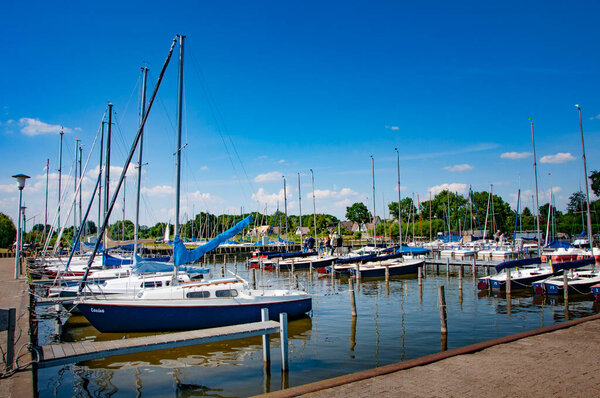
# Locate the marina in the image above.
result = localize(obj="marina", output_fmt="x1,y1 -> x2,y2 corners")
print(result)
6,253 -> 595,396
3,3 -> 600,397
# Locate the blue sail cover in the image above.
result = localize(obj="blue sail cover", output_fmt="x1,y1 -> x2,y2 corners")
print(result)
545,240 -> 573,249
173,215 -> 252,267
574,229 -> 586,238
103,253 -> 134,267
495,257 -> 542,272
551,257 -> 595,273
132,259 -> 209,275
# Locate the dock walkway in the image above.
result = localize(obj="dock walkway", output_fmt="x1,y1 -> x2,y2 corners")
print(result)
257,314 -> 600,397
0,258 -> 33,398
38,320 -> 280,368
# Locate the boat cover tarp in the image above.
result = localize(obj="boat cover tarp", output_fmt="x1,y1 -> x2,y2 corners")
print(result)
495,257 -> 542,272
545,240 -> 573,249
551,257 -> 595,273
132,258 -> 209,275
278,237 -> 295,244
443,235 -> 461,243
102,253 -> 133,267
398,246 -> 430,255
336,254 -> 377,264
574,229 -> 586,238
173,215 -> 252,267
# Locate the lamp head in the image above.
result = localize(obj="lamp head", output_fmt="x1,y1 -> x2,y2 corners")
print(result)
12,174 -> 30,190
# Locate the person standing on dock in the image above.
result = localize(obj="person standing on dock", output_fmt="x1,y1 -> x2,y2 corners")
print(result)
336,234 -> 343,255
325,236 -> 331,255
307,236 -> 315,252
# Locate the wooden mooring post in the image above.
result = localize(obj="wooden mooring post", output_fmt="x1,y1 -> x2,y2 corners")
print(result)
472,256 -> 476,275
506,268 -> 511,295
385,265 -> 390,282
458,266 -> 463,290
418,266 -> 422,287
349,278 -> 357,317
234,256 -> 237,274
309,261 -> 313,281
252,268 -> 257,289
438,286 -> 447,335
563,272 -> 569,302
446,257 -> 450,275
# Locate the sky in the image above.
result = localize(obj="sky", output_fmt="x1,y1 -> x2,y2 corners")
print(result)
1,0 -> 600,230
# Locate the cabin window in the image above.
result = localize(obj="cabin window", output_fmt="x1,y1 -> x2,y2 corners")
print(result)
142,281 -> 162,288
215,289 -> 238,298
186,291 -> 210,299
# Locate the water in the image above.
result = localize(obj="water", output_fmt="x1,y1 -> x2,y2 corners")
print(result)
36,261 -> 599,397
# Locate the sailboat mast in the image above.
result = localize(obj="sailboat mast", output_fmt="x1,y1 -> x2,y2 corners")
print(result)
530,119 -> 541,255
44,158 -> 49,242
576,105 -> 594,251
283,176 -> 288,250
98,121 -> 104,239
174,35 -> 185,238
310,169 -> 317,247
79,145 -> 83,235
298,172 -> 303,245
371,155 -> 376,246
134,66 -> 149,255
105,103 -> 113,249
74,138 -> 80,236
396,148 -> 402,248
58,129 -> 63,229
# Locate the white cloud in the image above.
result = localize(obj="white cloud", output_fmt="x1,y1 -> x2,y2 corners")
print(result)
501,152 -> 531,160
310,188 -> 359,200
277,159 -> 286,164
443,164 -> 473,172
200,165 -> 208,171
428,183 -> 469,196
0,183 -> 15,194
254,171 -> 282,183
252,188 -> 284,206
141,185 -> 174,196
385,125 -> 400,131
540,152 -> 576,164
18,118 -> 73,136
589,114 -> 600,120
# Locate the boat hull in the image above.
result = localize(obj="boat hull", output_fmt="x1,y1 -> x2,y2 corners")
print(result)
349,260 -> 424,278
77,296 -> 312,333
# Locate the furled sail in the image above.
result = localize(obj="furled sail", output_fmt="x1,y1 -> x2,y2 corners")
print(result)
173,215 -> 252,266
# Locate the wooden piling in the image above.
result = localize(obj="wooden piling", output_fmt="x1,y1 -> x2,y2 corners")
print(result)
356,263 -> 361,281
252,268 -> 257,289
458,266 -> 463,290
438,286 -> 447,335
418,266 -> 422,286
385,265 -> 390,282
280,312 -> 289,372
234,256 -> 238,274
472,256 -> 476,275
506,268 -> 511,295
261,308 -> 271,367
349,278 -> 357,317
563,272 -> 569,302
446,257 -> 450,275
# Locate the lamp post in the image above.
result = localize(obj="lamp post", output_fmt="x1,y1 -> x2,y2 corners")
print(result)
12,174 -> 30,279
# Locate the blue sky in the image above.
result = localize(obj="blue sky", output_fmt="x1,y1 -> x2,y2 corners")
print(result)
1,0 -> 600,229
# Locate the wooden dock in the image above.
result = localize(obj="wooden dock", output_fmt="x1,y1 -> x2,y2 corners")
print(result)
0,258 -> 34,398
38,319 -> 284,369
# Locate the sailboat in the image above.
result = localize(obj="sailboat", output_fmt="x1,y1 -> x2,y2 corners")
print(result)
75,36 -> 311,333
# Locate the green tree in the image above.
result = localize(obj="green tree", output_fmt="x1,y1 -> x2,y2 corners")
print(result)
566,190 -> 585,215
345,202 -> 371,223
590,170 -> 600,197
389,197 -> 417,220
0,213 -> 16,248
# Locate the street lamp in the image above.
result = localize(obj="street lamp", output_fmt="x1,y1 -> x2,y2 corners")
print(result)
12,174 -> 30,279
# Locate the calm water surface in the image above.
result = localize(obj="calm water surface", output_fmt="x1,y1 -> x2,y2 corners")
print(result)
36,260 -> 599,397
